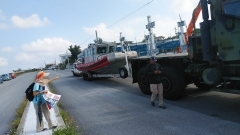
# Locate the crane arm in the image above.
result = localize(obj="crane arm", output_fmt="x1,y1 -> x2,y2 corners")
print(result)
185,1 -> 202,44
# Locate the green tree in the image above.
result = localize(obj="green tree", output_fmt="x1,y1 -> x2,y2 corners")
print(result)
68,45 -> 81,64
58,63 -> 66,70
94,38 -> 103,44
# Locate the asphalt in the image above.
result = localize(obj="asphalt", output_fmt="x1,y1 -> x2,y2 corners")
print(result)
11,69 -> 240,135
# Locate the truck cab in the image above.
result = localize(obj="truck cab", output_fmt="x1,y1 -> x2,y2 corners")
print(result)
72,63 -> 82,77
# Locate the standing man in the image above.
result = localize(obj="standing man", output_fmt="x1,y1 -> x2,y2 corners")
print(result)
146,56 -> 166,109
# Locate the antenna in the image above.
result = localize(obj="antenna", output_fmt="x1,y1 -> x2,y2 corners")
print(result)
95,30 -> 98,43
179,14 -> 182,21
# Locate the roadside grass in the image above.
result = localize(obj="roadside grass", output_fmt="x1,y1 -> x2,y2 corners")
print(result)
15,69 -> 39,77
7,99 -> 28,135
49,85 -> 81,135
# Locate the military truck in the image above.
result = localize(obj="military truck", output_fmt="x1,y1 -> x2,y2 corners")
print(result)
119,0 -> 240,100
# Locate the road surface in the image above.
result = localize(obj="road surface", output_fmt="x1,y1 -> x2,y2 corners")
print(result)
47,69 -> 240,135
0,72 -> 36,135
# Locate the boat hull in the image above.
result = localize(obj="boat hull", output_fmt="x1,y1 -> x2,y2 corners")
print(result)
77,51 -> 138,74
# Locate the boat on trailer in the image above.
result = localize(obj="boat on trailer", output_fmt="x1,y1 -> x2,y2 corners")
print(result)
76,42 -> 138,80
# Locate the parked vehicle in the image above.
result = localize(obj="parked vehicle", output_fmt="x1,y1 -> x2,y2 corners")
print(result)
0,77 -> 3,83
2,74 -> 11,81
72,62 -> 82,77
9,73 -> 16,79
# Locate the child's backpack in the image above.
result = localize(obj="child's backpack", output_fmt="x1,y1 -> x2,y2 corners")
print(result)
25,83 -> 35,101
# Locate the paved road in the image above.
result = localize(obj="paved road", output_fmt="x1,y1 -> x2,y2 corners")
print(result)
0,72 -> 36,135
48,69 -> 240,135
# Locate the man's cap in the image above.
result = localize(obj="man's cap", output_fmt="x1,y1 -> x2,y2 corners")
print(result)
150,56 -> 157,61
36,71 -> 50,79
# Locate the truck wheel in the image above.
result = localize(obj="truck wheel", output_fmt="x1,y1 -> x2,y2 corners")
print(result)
194,82 -> 214,90
73,72 -> 76,76
161,66 -> 186,100
84,72 -> 91,81
119,67 -> 128,79
137,67 -> 151,95
82,73 -> 86,80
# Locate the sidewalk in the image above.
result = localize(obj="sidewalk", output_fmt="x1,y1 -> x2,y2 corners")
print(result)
16,101 -> 65,135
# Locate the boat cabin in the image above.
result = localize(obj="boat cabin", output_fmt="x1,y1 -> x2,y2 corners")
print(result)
79,43 -> 117,64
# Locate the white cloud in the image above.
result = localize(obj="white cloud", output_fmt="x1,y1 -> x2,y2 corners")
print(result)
15,38 -> 72,63
22,37 -> 72,53
169,0 -> 203,28
83,23 -> 134,42
11,14 -> 50,28
0,57 -> 8,67
0,46 -> 14,52
15,53 -> 38,62
170,0 -> 197,14
153,16 -> 178,38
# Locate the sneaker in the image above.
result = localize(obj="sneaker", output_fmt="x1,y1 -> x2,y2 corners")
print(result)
151,101 -> 155,106
42,128 -> 47,131
37,128 -> 47,132
159,105 -> 166,109
51,126 -> 57,129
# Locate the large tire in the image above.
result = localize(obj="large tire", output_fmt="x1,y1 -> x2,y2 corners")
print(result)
194,82 -> 214,90
83,72 -> 91,81
119,67 -> 128,79
137,67 -> 151,95
161,66 -> 186,100
82,73 -> 86,80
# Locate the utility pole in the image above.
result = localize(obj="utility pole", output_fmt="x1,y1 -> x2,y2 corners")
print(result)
66,50 -> 69,69
145,15 -> 157,56
177,14 -> 187,53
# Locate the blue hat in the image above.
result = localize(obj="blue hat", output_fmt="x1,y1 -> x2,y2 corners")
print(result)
150,56 -> 157,61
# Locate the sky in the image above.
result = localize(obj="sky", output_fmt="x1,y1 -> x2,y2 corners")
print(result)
0,0 -> 203,74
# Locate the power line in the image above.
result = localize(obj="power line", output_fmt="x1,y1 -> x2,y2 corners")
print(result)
160,28 -> 175,36
79,0 -> 154,46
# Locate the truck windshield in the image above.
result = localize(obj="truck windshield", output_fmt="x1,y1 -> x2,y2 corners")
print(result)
223,1 -> 240,18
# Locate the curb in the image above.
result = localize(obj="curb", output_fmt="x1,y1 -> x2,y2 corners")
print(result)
16,100 -> 66,134
54,104 -> 66,128
16,101 -> 30,135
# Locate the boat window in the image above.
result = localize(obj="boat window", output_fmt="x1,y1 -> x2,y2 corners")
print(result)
97,46 -> 107,54
109,46 -> 115,53
87,49 -> 90,56
89,49 -> 92,55
93,47 -> 97,54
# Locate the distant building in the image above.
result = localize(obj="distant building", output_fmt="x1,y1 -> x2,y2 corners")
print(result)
59,53 -> 72,69
154,36 -> 165,41
59,54 -> 71,64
